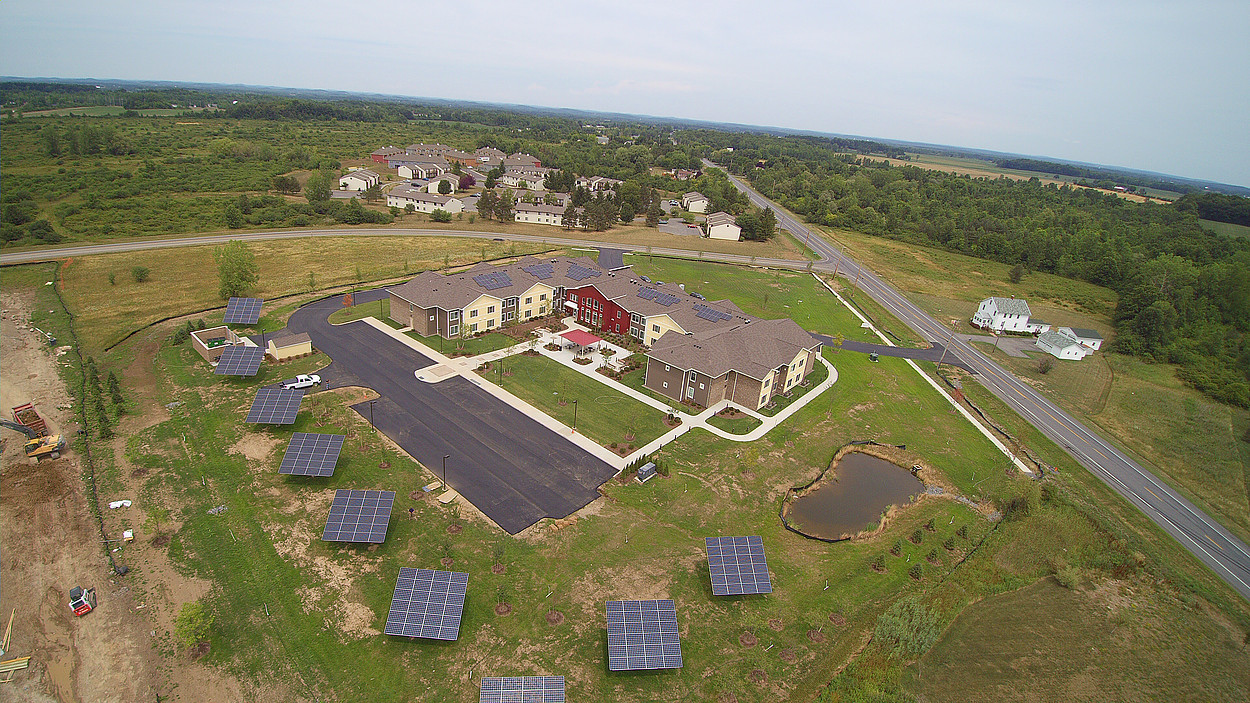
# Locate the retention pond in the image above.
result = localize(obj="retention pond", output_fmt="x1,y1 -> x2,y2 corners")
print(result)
785,452 -> 924,541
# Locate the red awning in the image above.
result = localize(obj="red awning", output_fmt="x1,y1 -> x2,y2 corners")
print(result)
560,329 -> 602,347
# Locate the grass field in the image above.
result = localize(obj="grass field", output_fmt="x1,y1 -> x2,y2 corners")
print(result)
906,577 -> 1250,702
487,353 -> 667,449
706,413 -> 762,435
327,297 -> 390,324
410,330 -> 516,357
57,236 -> 549,352
19,105 -> 221,117
1201,218 -> 1250,239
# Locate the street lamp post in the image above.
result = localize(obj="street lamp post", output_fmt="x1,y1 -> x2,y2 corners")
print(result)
442,454 -> 450,490
572,399 -> 578,434
368,400 -> 376,432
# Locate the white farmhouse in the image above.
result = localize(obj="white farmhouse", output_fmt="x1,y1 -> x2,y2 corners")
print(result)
971,297 -> 1050,334
705,211 -> 741,241
386,185 -> 465,214
338,168 -> 380,192
1057,327 -> 1103,350
1037,330 -> 1092,360
682,191 -> 709,213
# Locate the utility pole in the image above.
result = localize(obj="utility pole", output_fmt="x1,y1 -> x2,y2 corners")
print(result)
442,454 -> 450,490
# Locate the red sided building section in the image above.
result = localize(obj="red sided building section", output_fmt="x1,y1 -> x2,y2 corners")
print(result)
566,285 -> 629,335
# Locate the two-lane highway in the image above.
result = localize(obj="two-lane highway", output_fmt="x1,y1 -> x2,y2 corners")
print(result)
715,163 -> 1250,601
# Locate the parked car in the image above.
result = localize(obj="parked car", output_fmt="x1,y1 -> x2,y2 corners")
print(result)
281,374 -> 321,390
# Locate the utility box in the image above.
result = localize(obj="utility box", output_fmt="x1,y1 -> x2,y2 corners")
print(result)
637,462 -> 657,483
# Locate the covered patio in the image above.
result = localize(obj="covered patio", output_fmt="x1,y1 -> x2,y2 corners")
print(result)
559,328 -> 603,355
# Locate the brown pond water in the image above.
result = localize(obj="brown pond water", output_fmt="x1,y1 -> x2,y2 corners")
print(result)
787,452 -> 923,539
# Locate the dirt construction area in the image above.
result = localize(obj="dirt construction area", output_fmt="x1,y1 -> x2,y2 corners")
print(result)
0,290 -> 161,701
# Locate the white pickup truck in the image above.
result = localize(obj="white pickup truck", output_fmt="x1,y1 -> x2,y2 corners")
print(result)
281,374 -> 321,390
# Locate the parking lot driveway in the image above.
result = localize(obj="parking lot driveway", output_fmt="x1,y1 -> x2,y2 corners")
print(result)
658,218 -> 704,236
285,293 -> 616,534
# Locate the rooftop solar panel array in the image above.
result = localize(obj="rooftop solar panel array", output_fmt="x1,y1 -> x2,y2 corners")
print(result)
279,433 -> 345,477
473,271 -> 513,290
223,297 -> 263,325
566,264 -> 602,282
322,489 -> 395,542
705,536 -> 773,596
479,676 -> 565,703
244,387 -> 304,424
605,600 -> 683,671
214,345 -> 265,376
694,304 -> 733,323
521,263 -> 555,280
385,568 -> 468,640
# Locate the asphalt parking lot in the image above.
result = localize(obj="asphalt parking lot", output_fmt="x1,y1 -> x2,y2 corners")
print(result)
281,290 -> 616,533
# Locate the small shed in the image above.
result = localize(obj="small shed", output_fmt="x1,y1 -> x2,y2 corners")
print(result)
267,332 -> 313,361
1058,327 -> 1104,351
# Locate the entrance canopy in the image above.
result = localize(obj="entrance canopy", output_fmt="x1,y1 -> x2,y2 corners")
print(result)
560,329 -> 602,347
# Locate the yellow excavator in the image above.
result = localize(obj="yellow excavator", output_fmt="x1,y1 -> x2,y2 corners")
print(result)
2,405 -> 66,463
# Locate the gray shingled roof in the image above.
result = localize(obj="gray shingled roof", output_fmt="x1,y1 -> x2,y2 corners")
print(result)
991,296 -> 1031,316
705,212 -> 736,227
1039,330 -> 1079,349
647,318 -> 820,381
387,256 -> 605,311
270,332 -> 311,348
1068,327 -> 1103,340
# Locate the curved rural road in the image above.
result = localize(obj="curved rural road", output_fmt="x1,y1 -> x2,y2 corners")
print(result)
4,180 -> 1248,601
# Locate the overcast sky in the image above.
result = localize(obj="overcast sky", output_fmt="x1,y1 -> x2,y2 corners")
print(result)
4,1 -> 1248,186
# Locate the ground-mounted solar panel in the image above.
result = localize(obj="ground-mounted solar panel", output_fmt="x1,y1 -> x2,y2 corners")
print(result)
705,536 -> 773,596
279,433 -> 345,477
244,387 -> 304,424
322,489 -> 395,542
385,568 -> 468,640
521,263 -> 555,280
605,600 -> 682,671
479,676 -> 565,703
223,297 -> 264,325
566,264 -> 602,282
474,271 -> 513,290
214,345 -> 265,376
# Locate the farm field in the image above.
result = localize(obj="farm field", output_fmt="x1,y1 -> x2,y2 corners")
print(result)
5,253 -> 1250,701
1201,218 -> 1250,239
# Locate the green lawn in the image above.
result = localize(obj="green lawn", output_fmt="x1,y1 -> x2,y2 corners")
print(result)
408,330 -> 516,357
328,297 -> 390,324
1200,218 -> 1250,239
487,353 -> 667,449
705,413 -> 762,435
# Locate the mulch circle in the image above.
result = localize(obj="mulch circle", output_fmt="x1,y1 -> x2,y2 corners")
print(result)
492,563 -> 506,574
151,534 -> 170,548
829,612 -> 847,627
807,629 -> 826,643
740,470 -> 756,481
131,468 -> 148,478
494,603 -> 512,616
379,461 -> 391,469
767,618 -> 784,631
189,642 -> 211,661
446,523 -> 463,535
739,632 -> 758,648
778,648 -> 797,663
718,694 -> 739,703
545,610 -> 564,626
440,557 -> 454,568
748,669 -> 768,684
409,491 -> 423,501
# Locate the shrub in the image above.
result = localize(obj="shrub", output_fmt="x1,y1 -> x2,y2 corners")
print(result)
174,600 -> 214,648
909,529 -> 924,544
924,518 -> 936,532
890,539 -> 902,556
430,208 -> 452,223
909,564 -> 923,580
873,596 -> 941,657
943,537 -> 955,551
926,549 -> 938,564
1038,356 -> 1054,374
1055,565 -> 1082,589
956,525 -> 968,539
871,554 -> 886,571
130,266 -> 150,283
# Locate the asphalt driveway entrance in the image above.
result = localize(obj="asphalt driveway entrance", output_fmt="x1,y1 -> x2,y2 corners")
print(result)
282,290 -> 616,534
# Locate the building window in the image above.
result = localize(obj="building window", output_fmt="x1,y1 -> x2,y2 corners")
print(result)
699,383 -> 705,390
665,365 -> 670,372
429,315 -> 436,322
652,324 -> 660,333
525,297 -> 533,304
450,310 -> 460,321
662,382 -> 668,389
540,293 -> 547,300
449,325 -> 459,336
504,311 -> 514,321
539,306 -> 546,314
469,309 -> 478,318
686,387 -> 695,399
568,293 -> 576,301
487,319 -> 495,328
487,306 -> 495,314
469,323 -> 478,333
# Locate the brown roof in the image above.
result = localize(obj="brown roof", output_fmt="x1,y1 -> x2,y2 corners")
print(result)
647,318 -> 820,381
270,332 -> 311,348
386,256 -> 606,311
705,211 -> 736,228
